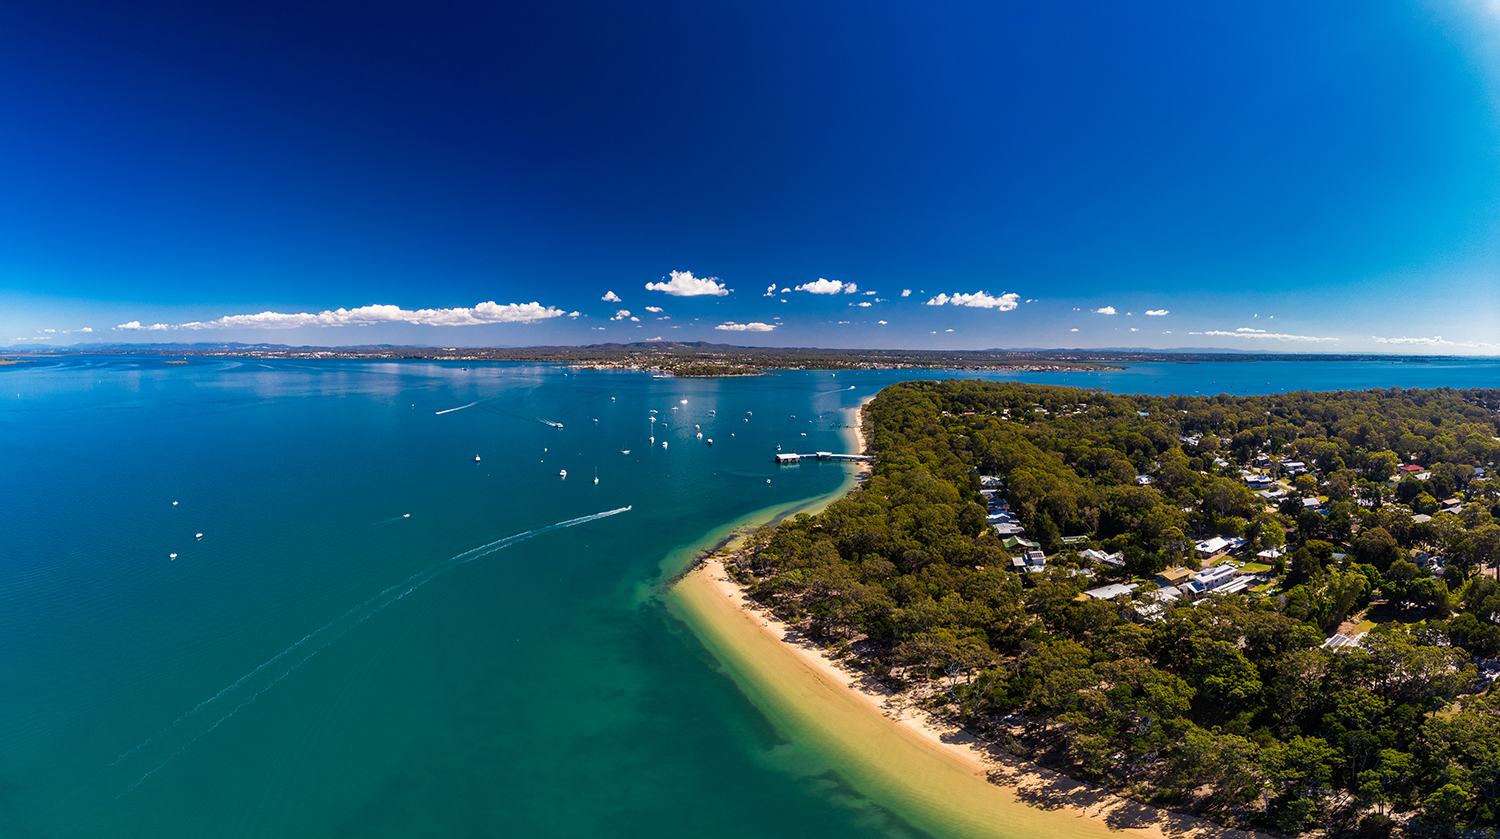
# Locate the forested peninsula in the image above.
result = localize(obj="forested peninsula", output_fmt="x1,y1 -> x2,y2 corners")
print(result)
727,381 -> 1500,836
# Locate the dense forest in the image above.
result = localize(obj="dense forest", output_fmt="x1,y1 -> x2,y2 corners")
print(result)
729,381 -> 1500,836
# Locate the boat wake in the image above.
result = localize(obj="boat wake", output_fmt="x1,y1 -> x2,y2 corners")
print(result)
434,400 -> 481,415
106,506 -> 632,799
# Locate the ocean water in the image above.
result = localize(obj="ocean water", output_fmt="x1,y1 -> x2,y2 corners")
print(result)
1,355 -> 1496,839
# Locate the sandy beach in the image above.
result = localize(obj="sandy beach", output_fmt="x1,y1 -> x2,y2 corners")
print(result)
670,398 -> 1267,839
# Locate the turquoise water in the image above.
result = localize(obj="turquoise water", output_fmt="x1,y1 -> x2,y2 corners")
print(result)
1,356 -> 1496,838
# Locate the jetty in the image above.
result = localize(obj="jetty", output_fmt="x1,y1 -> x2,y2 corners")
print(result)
773,451 -> 872,464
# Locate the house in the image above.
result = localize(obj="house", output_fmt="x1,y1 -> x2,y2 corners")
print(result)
992,523 -> 1025,536
1061,535 -> 1089,546
1194,564 -> 1236,588
1135,474 -> 1154,486
1412,514 -> 1433,524
1415,471 -> 1432,481
1399,464 -> 1423,474
1283,461 -> 1308,476
1083,582 -> 1139,601
1195,536 -> 1232,556
1302,497 -> 1322,509
1245,474 -> 1273,490
1024,550 -> 1047,565
1002,536 -> 1040,551
1080,548 -> 1126,568
1156,567 -> 1194,587
1257,546 -> 1285,560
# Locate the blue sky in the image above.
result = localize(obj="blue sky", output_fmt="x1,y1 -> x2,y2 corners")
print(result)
2,0 -> 1499,353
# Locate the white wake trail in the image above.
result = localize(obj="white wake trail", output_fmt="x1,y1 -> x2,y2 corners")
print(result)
108,506 -> 631,797
435,400 -> 481,415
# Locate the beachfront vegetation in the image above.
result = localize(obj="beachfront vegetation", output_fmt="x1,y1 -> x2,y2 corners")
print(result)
728,381 -> 1500,836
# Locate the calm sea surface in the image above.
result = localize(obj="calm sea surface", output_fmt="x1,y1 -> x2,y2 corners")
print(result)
1,356 -> 1496,838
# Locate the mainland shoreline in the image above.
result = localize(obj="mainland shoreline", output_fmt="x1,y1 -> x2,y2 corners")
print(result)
670,397 -> 1267,839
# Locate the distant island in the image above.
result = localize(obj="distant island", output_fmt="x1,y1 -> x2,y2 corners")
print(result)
709,380 -> 1500,835
4,341 -> 1487,377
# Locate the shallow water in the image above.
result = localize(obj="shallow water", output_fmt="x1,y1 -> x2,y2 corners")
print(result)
0,355 -> 1494,838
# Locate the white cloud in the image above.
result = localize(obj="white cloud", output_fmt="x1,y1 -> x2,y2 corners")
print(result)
1144,309 -> 1169,316
645,306 -> 663,313
945,328 -> 954,332
76,327 -> 93,333
646,336 -> 662,341
122,301 -> 566,331
646,270 -> 729,297
877,320 -> 888,325
568,311 -> 580,318
923,291 -> 1020,310
1192,330 -> 1338,343
780,287 -> 790,293
1236,327 -> 1265,333
1130,327 -> 1138,332
795,278 -> 856,295
863,290 -> 876,295
1163,331 -> 1172,334
764,284 -> 777,297
1070,328 -> 1079,332
1371,335 -> 1499,348
853,301 -> 872,307
630,317 -> 640,322
1094,306 -> 1117,315
715,321 -> 777,332
42,328 -> 55,333
611,310 -> 631,321
601,291 -> 621,302
901,289 -> 912,297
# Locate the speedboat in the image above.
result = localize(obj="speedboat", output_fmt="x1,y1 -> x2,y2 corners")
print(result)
195,533 -> 203,539
169,552 -> 177,559
474,455 -> 481,462
621,449 -> 630,454
559,469 -> 567,479
403,513 -> 410,518
705,439 -> 712,445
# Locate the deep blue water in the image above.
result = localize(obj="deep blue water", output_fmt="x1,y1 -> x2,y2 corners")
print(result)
0,355 -> 1496,838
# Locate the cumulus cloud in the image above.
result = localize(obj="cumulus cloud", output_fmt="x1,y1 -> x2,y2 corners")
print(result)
715,321 -> 777,332
646,270 -> 729,297
780,287 -> 790,293
119,301 -> 566,332
42,328 -> 55,333
795,278 -> 857,295
1371,335 -> 1499,349
853,301 -> 872,307
1191,330 -> 1338,343
1130,327 -> 1139,332
1144,309 -> 1169,316
645,306 -> 663,313
1237,327 -> 1265,333
764,284 -> 777,297
1025,299 -> 1037,303
877,320 -> 888,325
1070,328 -> 1079,332
76,327 -> 93,333
923,291 -> 1020,310
601,291 -> 621,302
1094,306 -> 1117,315
610,310 -> 632,321
863,290 -> 876,295
901,289 -> 912,297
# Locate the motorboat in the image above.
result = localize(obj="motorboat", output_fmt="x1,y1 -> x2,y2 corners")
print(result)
559,469 -> 567,479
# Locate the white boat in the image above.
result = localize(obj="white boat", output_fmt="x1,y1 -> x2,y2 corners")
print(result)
475,454 -> 481,462
559,469 -> 567,479
696,432 -> 702,439
169,552 -> 177,559
661,441 -> 668,449
679,399 -> 687,404
621,449 -> 630,454
594,468 -> 599,485
705,439 -> 713,445
172,501 -> 178,506
402,513 -> 410,518
195,532 -> 203,539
